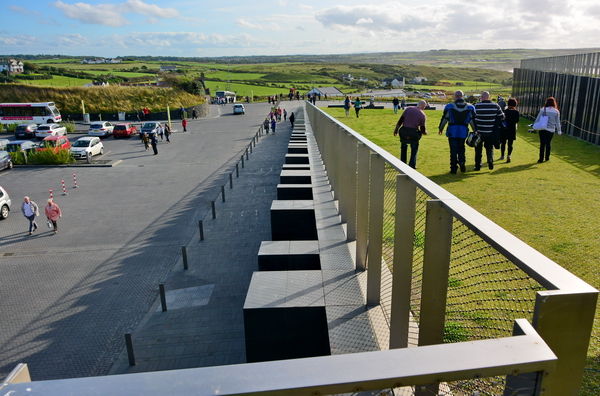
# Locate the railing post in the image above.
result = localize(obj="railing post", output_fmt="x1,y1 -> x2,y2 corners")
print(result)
389,174 -> 417,349
366,153 -> 385,306
344,134 -> 358,241
355,142 -> 370,271
418,199 -> 453,347
530,290 -> 597,395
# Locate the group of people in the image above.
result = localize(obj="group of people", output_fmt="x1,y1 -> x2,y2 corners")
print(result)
141,123 -> 177,155
393,90 -> 561,172
21,196 -> 62,235
263,110 -> 295,132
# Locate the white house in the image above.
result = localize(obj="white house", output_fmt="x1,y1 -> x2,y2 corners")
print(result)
160,65 -> 177,72
0,59 -> 24,74
382,77 -> 405,88
410,76 -> 428,84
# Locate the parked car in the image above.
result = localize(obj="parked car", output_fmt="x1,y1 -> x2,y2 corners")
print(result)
6,140 -> 37,154
37,135 -> 71,152
88,121 -> 114,137
140,121 -> 161,137
233,104 -> 245,115
0,185 -> 11,219
0,151 -> 12,171
35,123 -> 67,140
0,139 -> 9,151
113,122 -> 137,138
15,123 -> 38,139
70,136 -> 104,159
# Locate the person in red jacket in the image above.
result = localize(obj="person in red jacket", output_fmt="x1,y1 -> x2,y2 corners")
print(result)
182,118 -> 187,132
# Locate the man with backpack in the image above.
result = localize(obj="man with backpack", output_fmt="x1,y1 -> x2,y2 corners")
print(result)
438,90 -> 476,174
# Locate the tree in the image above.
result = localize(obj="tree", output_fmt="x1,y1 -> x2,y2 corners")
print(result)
23,62 -> 39,73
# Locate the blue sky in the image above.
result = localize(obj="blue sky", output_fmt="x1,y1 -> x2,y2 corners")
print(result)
2,0 -> 600,57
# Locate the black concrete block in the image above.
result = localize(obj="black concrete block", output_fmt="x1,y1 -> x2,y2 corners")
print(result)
285,154 -> 309,164
258,241 -> 320,271
280,170 -> 311,185
270,200 -> 317,240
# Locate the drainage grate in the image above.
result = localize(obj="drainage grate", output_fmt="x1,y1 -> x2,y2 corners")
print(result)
3,253 -> 14,256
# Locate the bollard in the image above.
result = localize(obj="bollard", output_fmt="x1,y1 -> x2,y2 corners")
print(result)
73,173 -> 78,188
245,147 -> 249,160
199,219 -> 204,241
221,185 -> 225,202
49,189 -> 53,199
182,246 -> 188,270
249,143 -> 253,154
229,173 -> 233,189
236,163 -> 239,177
241,155 -> 244,168
159,284 -> 167,312
253,135 -> 257,146
211,201 -> 216,219
125,333 -> 135,366
61,179 -> 68,196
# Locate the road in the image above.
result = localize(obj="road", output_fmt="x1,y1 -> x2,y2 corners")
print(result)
0,102 -> 290,380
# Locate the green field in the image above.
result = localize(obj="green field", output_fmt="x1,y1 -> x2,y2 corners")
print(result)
321,106 -> 600,394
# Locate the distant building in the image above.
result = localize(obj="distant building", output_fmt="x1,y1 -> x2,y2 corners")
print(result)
382,77 -> 405,88
0,59 -> 24,74
342,74 -> 354,82
410,76 -> 428,84
160,65 -> 177,72
306,87 -> 345,97
81,58 -> 122,64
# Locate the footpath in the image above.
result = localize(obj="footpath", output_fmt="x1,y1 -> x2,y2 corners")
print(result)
109,104 -> 298,374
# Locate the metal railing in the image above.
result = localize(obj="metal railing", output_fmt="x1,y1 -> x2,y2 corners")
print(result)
521,52 -> 600,77
0,103 -> 597,396
306,103 -> 597,395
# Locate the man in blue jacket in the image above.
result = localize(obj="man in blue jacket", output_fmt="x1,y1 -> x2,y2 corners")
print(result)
438,91 -> 476,174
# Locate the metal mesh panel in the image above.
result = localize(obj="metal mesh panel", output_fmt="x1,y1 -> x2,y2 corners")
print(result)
410,188 -> 429,326
382,164 -> 398,267
445,220 -> 545,342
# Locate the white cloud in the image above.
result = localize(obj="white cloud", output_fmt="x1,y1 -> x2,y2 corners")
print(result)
10,6 -> 42,16
356,18 -> 373,25
53,33 -> 92,46
50,0 -> 181,27
236,19 -> 282,31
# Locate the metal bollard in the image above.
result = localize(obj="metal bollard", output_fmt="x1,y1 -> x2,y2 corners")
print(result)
249,143 -> 253,154
159,284 -> 167,312
182,245 -> 188,270
125,333 -> 135,366
245,148 -> 249,160
221,185 -> 225,202
241,155 -> 244,168
211,201 -> 216,219
229,173 -> 233,189
236,163 -> 239,177
199,219 -> 204,241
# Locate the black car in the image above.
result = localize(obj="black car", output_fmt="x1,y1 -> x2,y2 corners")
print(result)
15,123 -> 38,139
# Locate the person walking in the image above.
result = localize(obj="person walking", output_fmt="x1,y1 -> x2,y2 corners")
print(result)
392,96 -> 399,114
354,97 -> 362,118
192,108 -> 197,119
271,118 -> 277,133
45,198 -> 62,234
283,109 -> 287,121
438,90 -> 477,174
182,118 -> 187,132
180,106 -> 185,119
534,97 -> 562,162
158,124 -> 164,141
21,196 -> 39,235
289,112 -> 295,129
474,91 -> 505,170
141,132 -> 149,151
393,100 -> 428,169
143,106 -> 149,120
499,98 -> 519,162
343,96 -> 351,117
263,117 -> 270,133
150,133 -> 158,155
401,98 -> 406,110
164,124 -> 171,143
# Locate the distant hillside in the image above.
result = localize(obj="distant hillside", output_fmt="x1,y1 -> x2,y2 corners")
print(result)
3,48 -> 600,73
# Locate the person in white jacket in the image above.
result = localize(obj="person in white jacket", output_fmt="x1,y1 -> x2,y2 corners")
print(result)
534,97 -> 562,163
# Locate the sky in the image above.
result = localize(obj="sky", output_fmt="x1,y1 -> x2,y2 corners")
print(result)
2,0 -> 600,58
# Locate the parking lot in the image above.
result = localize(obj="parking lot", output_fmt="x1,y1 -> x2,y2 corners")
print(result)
0,101 -> 291,380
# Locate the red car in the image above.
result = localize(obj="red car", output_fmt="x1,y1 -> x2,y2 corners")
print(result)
37,135 -> 71,153
113,122 -> 138,138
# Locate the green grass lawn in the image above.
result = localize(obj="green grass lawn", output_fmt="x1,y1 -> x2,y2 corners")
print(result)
322,106 -> 600,394
24,75 -> 93,86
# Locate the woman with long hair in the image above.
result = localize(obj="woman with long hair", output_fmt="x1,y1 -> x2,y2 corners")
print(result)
500,98 -> 520,163
534,97 -> 562,163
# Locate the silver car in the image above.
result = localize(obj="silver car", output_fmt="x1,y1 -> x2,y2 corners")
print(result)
0,185 -> 11,219
70,136 -> 104,159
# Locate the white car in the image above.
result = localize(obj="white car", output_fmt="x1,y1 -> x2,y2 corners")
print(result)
70,136 -> 104,159
35,123 -> 67,140
233,104 -> 245,115
88,121 -> 114,137
0,185 -> 11,219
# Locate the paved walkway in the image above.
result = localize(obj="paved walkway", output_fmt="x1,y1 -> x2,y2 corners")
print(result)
109,104 -> 300,374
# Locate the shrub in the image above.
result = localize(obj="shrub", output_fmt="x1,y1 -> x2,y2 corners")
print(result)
61,120 -> 76,133
6,123 -> 18,133
12,148 -> 74,165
